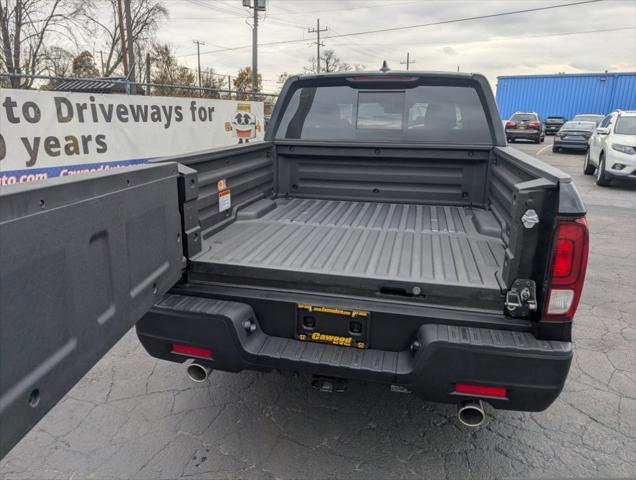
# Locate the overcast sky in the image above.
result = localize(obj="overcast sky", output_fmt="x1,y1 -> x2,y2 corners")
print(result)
155,0 -> 635,92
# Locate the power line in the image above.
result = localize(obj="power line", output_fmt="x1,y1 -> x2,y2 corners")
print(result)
178,0 -> 606,57
321,0 -> 604,40
265,0 -> 421,18
326,26 -> 401,64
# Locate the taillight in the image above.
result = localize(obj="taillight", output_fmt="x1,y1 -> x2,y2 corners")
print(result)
506,121 -> 516,128
544,217 -> 589,321
529,121 -> 541,127
556,131 -> 565,137
172,343 -> 213,358
455,383 -> 507,398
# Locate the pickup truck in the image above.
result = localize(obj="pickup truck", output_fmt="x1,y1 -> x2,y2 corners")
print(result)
0,71 -> 589,457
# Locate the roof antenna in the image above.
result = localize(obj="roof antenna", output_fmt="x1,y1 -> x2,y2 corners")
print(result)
380,60 -> 390,72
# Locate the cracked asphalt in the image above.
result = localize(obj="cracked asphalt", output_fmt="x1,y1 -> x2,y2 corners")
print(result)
1,137 -> 635,479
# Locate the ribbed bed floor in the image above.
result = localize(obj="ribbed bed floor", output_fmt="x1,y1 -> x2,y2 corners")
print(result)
194,198 -> 505,292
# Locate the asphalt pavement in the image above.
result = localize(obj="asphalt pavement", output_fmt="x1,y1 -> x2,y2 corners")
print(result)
1,137 -> 635,479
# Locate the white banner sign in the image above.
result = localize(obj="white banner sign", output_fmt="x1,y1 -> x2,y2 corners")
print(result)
0,88 -> 264,185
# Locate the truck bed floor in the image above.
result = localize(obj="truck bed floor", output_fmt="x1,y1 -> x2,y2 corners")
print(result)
192,198 -> 505,299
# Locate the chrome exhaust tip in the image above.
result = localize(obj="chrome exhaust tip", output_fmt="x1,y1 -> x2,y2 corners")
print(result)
186,362 -> 211,383
457,399 -> 486,428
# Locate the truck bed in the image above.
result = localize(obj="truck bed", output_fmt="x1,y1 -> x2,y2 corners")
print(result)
191,198 -> 505,304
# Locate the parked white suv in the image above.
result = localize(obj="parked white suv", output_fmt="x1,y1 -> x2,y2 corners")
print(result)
584,110 -> 636,186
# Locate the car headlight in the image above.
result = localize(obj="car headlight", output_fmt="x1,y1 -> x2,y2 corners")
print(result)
611,144 -> 635,155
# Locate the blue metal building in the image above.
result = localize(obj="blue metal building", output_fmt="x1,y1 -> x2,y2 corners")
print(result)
496,72 -> 636,120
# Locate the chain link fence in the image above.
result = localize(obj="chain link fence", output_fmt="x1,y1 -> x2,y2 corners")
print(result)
0,72 -> 279,114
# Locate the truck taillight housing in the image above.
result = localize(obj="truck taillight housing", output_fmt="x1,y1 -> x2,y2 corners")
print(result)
529,121 -> 541,127
544,217 -> 589,321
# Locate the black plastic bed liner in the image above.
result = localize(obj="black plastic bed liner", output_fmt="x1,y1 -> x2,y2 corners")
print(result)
191,198 -> 506,305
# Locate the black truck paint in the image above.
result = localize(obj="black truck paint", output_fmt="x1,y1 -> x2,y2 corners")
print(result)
0,72 -> 587,459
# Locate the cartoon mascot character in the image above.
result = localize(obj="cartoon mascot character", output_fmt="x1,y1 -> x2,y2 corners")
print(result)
225,103 -> 261,144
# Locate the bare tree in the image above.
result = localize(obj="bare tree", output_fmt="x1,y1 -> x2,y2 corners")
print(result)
339,62 -> 366,72
150,43 -> 194,97
277,71 -> 290,84
43,45 -> 73,76
200,67 -> 224,99
84,0 -> 167,77
304,49 -> 363,74
321,49 -> 341,73
39,45 -> 72,89
0,0 -> 86,88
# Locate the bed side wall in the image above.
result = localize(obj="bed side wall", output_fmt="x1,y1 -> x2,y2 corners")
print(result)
156,142 -> 275,241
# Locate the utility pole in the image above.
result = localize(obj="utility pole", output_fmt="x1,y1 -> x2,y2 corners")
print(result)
123,0 -> 135,83
116,0 -> 128,75
228,75 -> 232,100
245,0 -> 265,100
146,53 -> 151,84
97,50 -> 105,76
193,39 -> 206,95
400,52 -> 415,71
308,18 -> 328,73
251,4 -> 258,100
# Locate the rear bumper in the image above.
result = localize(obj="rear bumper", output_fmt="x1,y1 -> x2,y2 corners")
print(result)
554,139 -> 589,150
137,295 -> 572,412
506,129 -> 541,139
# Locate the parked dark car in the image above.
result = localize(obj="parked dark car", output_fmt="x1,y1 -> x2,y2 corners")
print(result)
505,112 -> 545,143
544,116 -> 567,135
572,113 -> 604,125
553,121 -> 596,152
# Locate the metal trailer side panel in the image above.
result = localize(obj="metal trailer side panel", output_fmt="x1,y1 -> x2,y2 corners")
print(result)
496,72 -> 636,120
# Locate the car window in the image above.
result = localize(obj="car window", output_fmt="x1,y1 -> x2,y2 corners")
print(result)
562,121 -> 596,131
357,92 -> 404,130
574,114 -> 603,124
614,116 -> 636,135
599,115 -> 612,128
510,113 -> 537,122
275,83 -> 492,144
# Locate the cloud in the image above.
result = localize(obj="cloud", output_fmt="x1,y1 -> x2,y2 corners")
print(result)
442,46 -> 458,56
153,0 -> 636,90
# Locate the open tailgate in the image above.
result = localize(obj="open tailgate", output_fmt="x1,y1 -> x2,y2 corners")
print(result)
0,163 -> 183,458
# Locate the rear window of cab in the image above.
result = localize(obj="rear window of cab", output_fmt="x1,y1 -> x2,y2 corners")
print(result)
510,113 -> 538,122
275,83 -> 492,145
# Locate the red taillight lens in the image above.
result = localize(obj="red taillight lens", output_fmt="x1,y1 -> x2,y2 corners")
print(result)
544,217 -> 589,321
529,121 -> 541,127
505,121 -> 516,128
172,344 -> 212,358
553,238 -> 574,277
455,383 -> 507,398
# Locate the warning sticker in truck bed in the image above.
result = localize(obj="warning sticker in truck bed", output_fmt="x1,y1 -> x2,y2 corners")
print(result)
218,189 -> 231,212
